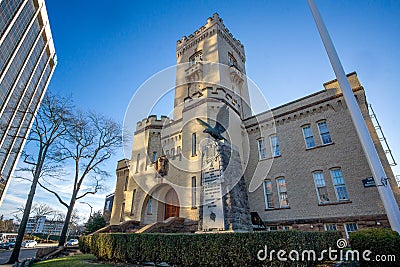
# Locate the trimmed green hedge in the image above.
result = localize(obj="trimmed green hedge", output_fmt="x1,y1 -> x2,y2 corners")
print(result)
350,228 -> 399,267
80,231 -> 342,266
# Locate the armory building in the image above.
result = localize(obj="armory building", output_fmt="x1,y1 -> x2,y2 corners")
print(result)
108,13 -> 400,238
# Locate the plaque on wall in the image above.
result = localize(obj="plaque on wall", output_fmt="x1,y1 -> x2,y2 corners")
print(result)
362,177 -> 376,188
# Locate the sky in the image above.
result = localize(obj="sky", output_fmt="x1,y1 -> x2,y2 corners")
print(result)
1,0 -> 400,222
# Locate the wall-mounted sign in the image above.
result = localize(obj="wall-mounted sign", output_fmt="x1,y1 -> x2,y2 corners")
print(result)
362,177 -> 376,188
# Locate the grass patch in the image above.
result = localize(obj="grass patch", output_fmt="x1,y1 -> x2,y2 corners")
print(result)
32,254 -> 115,267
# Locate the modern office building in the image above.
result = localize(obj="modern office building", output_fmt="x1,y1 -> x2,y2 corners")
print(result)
109,14 -> 400,238
0,0 -> 57,205
25,215 -> 66,236
103,193 -> 114,224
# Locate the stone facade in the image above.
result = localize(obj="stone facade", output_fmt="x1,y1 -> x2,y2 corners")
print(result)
110,13 -> 400,238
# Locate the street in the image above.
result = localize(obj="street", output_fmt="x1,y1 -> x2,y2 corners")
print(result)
0,244 -> 57,265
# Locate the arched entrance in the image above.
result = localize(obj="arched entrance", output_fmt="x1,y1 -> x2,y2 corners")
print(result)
164,188 -> 180,219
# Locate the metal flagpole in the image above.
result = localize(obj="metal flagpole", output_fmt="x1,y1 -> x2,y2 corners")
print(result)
307,0 -> 400,233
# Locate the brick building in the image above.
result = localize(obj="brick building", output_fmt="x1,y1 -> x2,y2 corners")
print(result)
109,13 -> 400,238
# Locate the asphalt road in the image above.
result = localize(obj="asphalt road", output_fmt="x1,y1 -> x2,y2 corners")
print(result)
0,244 -> 57,265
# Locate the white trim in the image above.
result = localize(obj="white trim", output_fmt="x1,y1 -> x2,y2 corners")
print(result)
0,45 -> 51,173
0,22 -> 48,147
302,125 -> 315,149
0,56 -> 55,206
0,0 -> 44,86
0,0 -> 28,45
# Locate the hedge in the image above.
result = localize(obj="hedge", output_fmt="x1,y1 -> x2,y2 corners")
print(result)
350,228 -> 399,267
80,231 -> 342,266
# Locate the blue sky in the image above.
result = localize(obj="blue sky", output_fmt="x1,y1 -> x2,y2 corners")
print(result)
1,0 -> 399,222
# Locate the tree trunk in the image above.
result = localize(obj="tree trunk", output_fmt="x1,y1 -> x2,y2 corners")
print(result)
58,192 -> 77,246
7,162 -> 42,263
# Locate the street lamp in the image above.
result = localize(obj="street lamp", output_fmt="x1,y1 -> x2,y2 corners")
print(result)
80,202 -> 93,218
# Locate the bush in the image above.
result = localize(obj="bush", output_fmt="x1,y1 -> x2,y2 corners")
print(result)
79,231 -> 342,266
350,228 -> 399,267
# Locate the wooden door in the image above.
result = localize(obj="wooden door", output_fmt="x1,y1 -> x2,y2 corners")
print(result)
164,189 -> 179,219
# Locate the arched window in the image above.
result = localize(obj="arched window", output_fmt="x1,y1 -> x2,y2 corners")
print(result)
189,51 -> 202,66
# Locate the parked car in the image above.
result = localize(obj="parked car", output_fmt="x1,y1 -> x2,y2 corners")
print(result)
0,241 -> 15,250
21,240 -> 37,248
65,239 -> 79,246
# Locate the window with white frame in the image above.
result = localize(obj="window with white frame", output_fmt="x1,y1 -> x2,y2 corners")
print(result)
192,176 -> 196,208
130,189 -> 136,215
147,196 -> 153,214
263,180 -> 274,209
313,171 -> 330,203
165,150 -> 170,158
270,135 -> 280,157
276,177 -> 289,207
257,138 -> 268,160
302,125 -> 315,148
331,168 -> 349,201
324,224 -> 337,231
344,223 -> 358,238
135,153 -> 140,173
318,121 -> 332,145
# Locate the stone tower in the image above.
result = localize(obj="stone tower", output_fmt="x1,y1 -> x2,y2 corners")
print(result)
174,13 -> 251,120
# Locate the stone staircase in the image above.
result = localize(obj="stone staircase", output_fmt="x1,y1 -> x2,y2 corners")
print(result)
91,217 -> 198,235
136,217 -> 198,233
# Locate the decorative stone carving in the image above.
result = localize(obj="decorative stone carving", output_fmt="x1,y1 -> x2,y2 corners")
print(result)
154,155 -> 169,177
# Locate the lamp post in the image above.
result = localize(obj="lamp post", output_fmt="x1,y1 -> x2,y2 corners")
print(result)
307,0 -> 400,233
80,202 -> 93,218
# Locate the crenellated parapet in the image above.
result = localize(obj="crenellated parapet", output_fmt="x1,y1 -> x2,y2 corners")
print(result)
176,13 -> 245,61
135,115 -> 171,134
183,86 -> 241,114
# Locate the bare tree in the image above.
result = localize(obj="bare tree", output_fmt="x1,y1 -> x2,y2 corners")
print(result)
7,93 -> 72,264
38,112 -> 122,246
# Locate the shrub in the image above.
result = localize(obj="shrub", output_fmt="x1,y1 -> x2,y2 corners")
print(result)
350,228 -> 399,267
80,231 -> 342,266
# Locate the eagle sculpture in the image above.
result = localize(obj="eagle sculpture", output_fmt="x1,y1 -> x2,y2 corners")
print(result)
196,104 -> 229,141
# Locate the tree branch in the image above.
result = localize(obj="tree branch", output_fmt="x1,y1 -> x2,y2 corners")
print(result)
37,180 -> 69,208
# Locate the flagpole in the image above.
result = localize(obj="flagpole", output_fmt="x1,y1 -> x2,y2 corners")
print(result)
307,0 -> 400,233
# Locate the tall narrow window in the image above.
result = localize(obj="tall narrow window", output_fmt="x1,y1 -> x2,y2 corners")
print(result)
124,176 -> 129,191
135,153 -> 140,173
152,151 -> 157,162
270,135 -> 280,157
318,121 -> 332,144
313,171 -> 330,203
120,202 -> 125,222
192,176 -> 196,208
130,189 -> 136,215
302,125 -> 315,148
147,196 -> 153,214
276,177 -> 289,207
165,150 -> 170,158
257,138 -> 268,160
228,52 -> 237,67
263,180 -> 274,209
177,146 -> 182,161
331,169 -> 349,201
192,133 -> 197,156
171,148 -> 175,160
